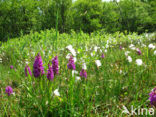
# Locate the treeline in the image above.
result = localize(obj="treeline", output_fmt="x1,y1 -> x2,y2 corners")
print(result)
0,0 -> 156,41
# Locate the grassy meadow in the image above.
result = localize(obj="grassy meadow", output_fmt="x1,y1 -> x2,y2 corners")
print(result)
0,30 -> 156,116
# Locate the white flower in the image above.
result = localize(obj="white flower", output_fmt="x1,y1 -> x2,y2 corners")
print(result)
82,63 -> 87,70
145,33 -> 148,37
66,45 -> 76,56
0,58 -> 2,63
66,53 -> 71,59
105,49 -> 107,53
85,47 -> 88,51
129,44 -> 135,48
70,49 -> 76,56
154,50 -> 156,55
66,45 -> 73,50
120,70 -> 122,74
94,46 -> 98,52
72,70 -> 75,77
72,70 -> 78,77
107,40 -> 109,44
12,92 -> 15,96
115,64 -> 118,68
125,51 -> 130,56
74,70 -> 78,74
46,101 -> 48,105
54,89 -> 60,96
25,61 -> 29,64
95,60 -> 101,67
136,59 -> 143,66
73,57 -> 77,62
31,52 -> 35,56
60,48 -> 64,51
130,47 -> 136,50
91,53 -> 93,56
141,44 -> 146,47
148,44 -> 155,49
80,58 -> 85,63
48,50 -> 52,54
91,52 -> 95,56
127,56 -> 132,63
75,76 -> 81,81
106,44 -> 109,48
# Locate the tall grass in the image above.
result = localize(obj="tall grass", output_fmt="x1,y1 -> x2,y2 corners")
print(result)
0,31 -> 156,116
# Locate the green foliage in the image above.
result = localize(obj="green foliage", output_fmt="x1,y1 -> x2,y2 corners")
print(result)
118,0 -> 152,33
101,2 -> 121,32
40,0 -> 72,32
0,0 -> 41,41
148,0 -> 156,31
71,0 -> 102,32
0,0 -> 156,41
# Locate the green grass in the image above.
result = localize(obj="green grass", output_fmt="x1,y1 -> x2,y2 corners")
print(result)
0,30 -> 156,116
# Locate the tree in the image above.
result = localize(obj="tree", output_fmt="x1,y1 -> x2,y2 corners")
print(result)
118,0 -> 152,33
71,0 -> 102,33
41,0 -> 72,32
101,1 -> 121,32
